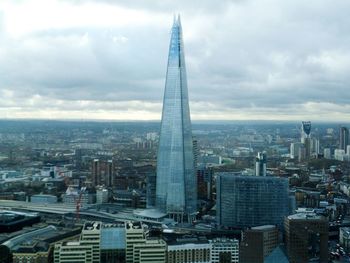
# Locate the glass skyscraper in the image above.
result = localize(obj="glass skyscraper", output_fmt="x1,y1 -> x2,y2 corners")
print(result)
156,16 -> 196,222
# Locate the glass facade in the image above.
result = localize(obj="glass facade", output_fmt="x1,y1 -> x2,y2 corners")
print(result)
156,16 -> 196,218
216,173 -> 289,228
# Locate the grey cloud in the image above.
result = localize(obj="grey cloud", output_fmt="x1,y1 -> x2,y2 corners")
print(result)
1,0 -> 350,120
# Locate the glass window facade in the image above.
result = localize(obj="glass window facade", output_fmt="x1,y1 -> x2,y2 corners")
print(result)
216,173 -> 289,228
156,16 -> 196,218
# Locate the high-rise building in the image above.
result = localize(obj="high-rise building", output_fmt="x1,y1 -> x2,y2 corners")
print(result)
91,159 -> 115,187
290,142 -> 303,159
255,152 -> 267,176
216,173 -> 289,228
285,213 -> 328,263
240,225 -> 279,263
340,126 -> 349,152
156,16 -> 197,222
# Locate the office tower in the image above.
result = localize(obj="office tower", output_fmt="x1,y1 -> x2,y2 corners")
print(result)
166,237 -> 211,263
290,142 -> 303,159
132,239 -> 166,263
255,152 -> 267,176
240,225 -> 279,263
92,159 -> 100,186
216,173 -> 289,228
197,165 -> 214,200
80,222 -> 101,263
285,213 -> 328,263
146,173 -> 156,208
340,126 -> 349,152
300,121 -> 312,159
91,159 -> 115,187
301,121 -> 311,141
324,148 -> 331,159
210,238 -> 239,263
156,16 -> 197,222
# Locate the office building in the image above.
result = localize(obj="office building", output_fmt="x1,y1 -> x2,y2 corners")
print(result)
324,148 -> 331,159
210,238 -> 239,263
255,152 -> 267,176
54,241 -> 93,263
166,236 -> 211,263
240,225 -> 279,263
340,126 -> 349,152
91,159 -> 115,187
197,165 -> 214,200
285,213 -> 328,263
156,16 -> 197,222
216,173 -> 289,228
132,239 -> 166,263
340,227 -> 350,252
125,221 -> 148,263
80,222 -> 101,263
96,188 -> 109,204
100,223 -> 126,263
290,142 -> 303,159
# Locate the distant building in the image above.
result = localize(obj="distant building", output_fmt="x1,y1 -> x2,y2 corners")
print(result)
146,173 -> 156,208
31,194 -> 57,204
216,173 -> 289,228
340,126 -> 349,152
324,148 -> 331,159
255,152 -> 267,177
240,225 -> 279,263
96,188 -> 109,204
91,159 -> 115,187
335,149 -> 346,161
197,165 -> 214,200
340,227 -> 350,252
125,221 -> 148,263
285,213 -> 328,263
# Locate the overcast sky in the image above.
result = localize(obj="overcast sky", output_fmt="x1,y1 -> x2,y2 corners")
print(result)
0,0 -> 349,121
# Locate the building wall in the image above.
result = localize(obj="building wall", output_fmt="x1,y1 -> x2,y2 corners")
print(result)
217,174 -> 289,228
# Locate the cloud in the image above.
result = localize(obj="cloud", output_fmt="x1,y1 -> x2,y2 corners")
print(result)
0,0 -> 349,120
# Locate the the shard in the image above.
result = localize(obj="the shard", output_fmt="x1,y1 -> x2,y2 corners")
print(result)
156,16 -> 197,222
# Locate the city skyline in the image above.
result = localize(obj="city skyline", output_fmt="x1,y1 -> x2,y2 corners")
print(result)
1,0 -> 350,121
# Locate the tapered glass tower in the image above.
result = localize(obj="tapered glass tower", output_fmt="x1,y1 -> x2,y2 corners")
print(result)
156,16 -> 197,222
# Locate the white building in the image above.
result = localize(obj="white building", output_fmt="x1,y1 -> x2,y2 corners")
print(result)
210,238 -> 239,263
335,149 -> 346,161
324,148 -> 332,159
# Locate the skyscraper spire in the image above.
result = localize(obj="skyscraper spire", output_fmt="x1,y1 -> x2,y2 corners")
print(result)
156,17 -> 197,223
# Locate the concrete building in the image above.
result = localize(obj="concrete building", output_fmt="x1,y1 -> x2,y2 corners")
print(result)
80,222 -> 101,263
255,152 -> 267,176
91,159 -> 115,187
324,148 -> 331,159
240,225 -> 279,263
96,188 -> 109,204
216,173 -> 289,228
340,126 -> 349,152
54,241 -> 93,263
210,238 -> 239,263
340,227 -> 350,252
125,221 -> 148,263
132,238 -> 166,263
335,149 -> 346,161
167,237 -> 211,263
285,213 -> 328,263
